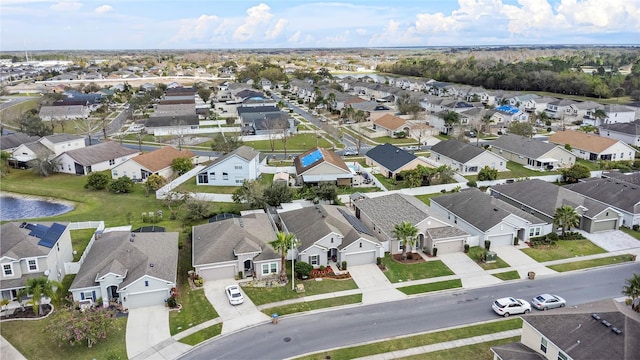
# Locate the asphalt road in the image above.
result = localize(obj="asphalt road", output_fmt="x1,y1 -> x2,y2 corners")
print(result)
0,96 -> 38,111
180,262 -> 640,360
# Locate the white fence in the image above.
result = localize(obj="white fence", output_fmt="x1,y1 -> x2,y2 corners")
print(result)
64,221 -> 105,275
260,165 -> 296,174
156,165 -> 205,199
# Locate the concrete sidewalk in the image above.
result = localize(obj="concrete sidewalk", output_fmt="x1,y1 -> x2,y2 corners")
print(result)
0,336 -> 26,360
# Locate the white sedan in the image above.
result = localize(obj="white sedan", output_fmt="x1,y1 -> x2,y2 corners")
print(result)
492,297 -> 531,317
225,285 -> 244,305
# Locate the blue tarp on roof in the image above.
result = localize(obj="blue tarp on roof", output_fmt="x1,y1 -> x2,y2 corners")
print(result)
300,149 -> 324,167
496,105 -> 520,114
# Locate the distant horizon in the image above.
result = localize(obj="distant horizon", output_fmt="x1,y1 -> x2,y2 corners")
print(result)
1,1 -> 638,51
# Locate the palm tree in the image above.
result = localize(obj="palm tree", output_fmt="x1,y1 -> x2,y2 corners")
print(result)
269,231 -> 299,282
1,150 -> 11,175
622,273 -> 640,300
536,111 -> 550,126
553,205 -> 580,237
24,276 -> 61,315
593,109 -> 607,124
442,111 -> 460,136
392,221 -> 419,260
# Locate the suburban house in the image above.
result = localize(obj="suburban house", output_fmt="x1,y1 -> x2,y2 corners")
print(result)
142,114 -> 199,136
603,104 -> 637,124
348,101 -> 395,121
548,130 -> 637,162
491,299 -> 640,360
599,120 -> 640,147
39,105 -> 90,121
112,145 -> 195,182
372,114 -> 410,138
196,146 -> 263,186
430,188 -> 551,246
0,132 -> 39,153
523,96 -> 557,114
54,141 -> 140,175
69,230 -> 178,309
237,106 -> 294,136
490,179 -> 622,233
365,143 -> 432,180
294,147 -> 353,186
564,176 -> 640,227
491,105 -> 529,126
565,101 -> 603,124
279,205 -> 383,267
354,193 -> 467,254
10,133 -> 85,168
430,139 -> 507,175
1,222 -> 73,303
545,99 -> 576,118
490,134 -> 575,170
192,210 -> 279,281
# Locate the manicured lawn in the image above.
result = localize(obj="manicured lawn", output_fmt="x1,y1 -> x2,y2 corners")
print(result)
620,227 -> 640,241
398,337 -> 521,360
374,136 -> 418,145
397,279 -> 462,295
521,240 -> 606,262
415,193 -> 445,206
500,161 -> 559,180
242,278 -> 358,306
0,98 -> 39,123
70,228 -> 97,261
548,254 -> 636,272
0,316 -> 127,360
575,158 -> 601,171
380,254 -> 455,283
245,133 -> 334,151
260,294 -> 362,316
373,174 -> 404,190
296,318 -> 522,360
466,246 -> 511,270
169,288 -> 218,335
492,271 -> 521,281
178,323 -> 223,346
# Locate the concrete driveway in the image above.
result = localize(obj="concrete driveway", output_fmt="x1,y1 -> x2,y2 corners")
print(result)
126,305 -> 170,359
348,264 -> 406,304
438,252 -> 504,288
577,230 -> 640,251
203,280 -> 269,335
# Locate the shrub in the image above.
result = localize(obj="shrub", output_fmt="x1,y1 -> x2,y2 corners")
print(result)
513,237 -> 519,246
341,261 -> 347,270
633,224 -> 639,231
295,261 -> 313,279
194,278 -> 203,287
464,244 -> 470,253
376,257 -> 382,265
432,247 -> 438,257
484,240 -> 491,251
547,232 -> 559,241
167,296 -> 178,308
467,180 -> 477,188
319,265 -> 325,271
478,166 -> 498,181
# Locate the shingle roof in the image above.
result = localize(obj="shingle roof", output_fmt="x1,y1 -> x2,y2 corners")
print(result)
354,193 -> 432,238
431,188 -> 545,231
0,133 -> 39,151
294,147 -> 350,175
599,120 -> 640,136
564,177 -> 640,213
430,139 -> 487,163
426,226 -> 468,239
143,114 -> 198,127
279,205 -> 380,250
129,146 -> 195,172
204,145 -> 259,169
549,130 -> 621,153
0,222 -> 64,259
491,134 -> 564,158
365,143 -> 417,172
604,104 -> 634,113
70,230 -> 178,290
57,141 -> 139,166
237,105 -> 280,115
192,212 -> 278,266
41,133 -> 84,144
373,114 -> 406,131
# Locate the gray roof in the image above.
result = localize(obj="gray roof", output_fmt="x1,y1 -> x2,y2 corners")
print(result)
602,171 -> 640,185
279,205 -> 379,250
192,212 -> 278,266
564,177 -> 640,213
143,114 -> 198,127
23,141 -> 52,156
70,230 -> 178,290
355,193 -> 432,238
431,188 -> 545,231
426,226 -> 468,240
604,104 -> 634,113
0,222 -> 66,259
204,145 -> 259,169
0,133 -> 39,151
490,134 -> 562,158
41,133 -> 84,144
365,143 -> 417,172
599,120 -> 640,136
490,342 -> 545,360
56,141 -> 139,166
430,139 -> 487,163
490,179 -> 612,219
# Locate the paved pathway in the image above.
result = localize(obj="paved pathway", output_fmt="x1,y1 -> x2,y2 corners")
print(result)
348,264 -> 407,304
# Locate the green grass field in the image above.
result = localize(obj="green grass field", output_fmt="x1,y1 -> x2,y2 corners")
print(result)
521,240 -> 606,262
380,254 -> 455,283
242,278 -> 358,306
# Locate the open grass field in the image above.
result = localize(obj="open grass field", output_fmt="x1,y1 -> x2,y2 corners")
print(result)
521,240 -> 606,262
380,254 -> 455,283
548,254 -> 636,272
244,133 -> 334,151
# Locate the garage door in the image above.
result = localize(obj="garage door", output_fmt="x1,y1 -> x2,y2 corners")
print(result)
488,233 -> 513,247
590,219 -> 617,233
199,265 -> 236,281
345,251 -> 376,266
126,289 -> 169,309
435,240 -> 464,254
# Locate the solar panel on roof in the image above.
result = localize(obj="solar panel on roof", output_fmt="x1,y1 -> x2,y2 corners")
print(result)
38,223 -> 66,248
338,208 -> 374,236
300,149 -> 324,167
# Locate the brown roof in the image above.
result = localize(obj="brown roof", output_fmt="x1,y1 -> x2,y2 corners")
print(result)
548,130 -> 620,153
294,147 -> 350,174
132,146 -> 195,172
373,114 -> 407,130
344,97 -> 366,105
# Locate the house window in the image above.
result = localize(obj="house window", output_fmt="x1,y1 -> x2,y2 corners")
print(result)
27,259 -> 38,272
359,242 -> 363,248
109,159 -> 115,165
81,291 -> 94,300
3,264 -> 13,276
144,281 -> 149,287
209,172 -> 216,180
198,173 -> 208,183
261,263 -> 278,275
540,338 -> 548,353
270,263 -> 277,273
234,163 -> 242,170
309,255 -> 319,266
223,172 -> 229,180
235,177 -> 243,184
467,166 -> 478,172
558,352 -> 568,360
113,170 -> 118,176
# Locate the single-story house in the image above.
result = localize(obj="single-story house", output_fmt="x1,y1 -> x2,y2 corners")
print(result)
112,145 -> 195,182
294,147 -> 354,186
69,230 -> 178,309
430,188 -> 551,246
354,193 -> 467,254
0,132 -> 39,152
548,130 -> 637,162
192,210 -> 279,281
491,298 -> 640,360
430,139 -> 507,175
55,141 -> 140,175
599,120 -> 640,147
196,146 -> 263,186
143,114 -> 199,136
372,114 -> 410,138
39,105 -> 90,121
10,133 -> 85,168
279,205 -> 383,267
490,179 -> 623,233
1,222 -> 73,303
365,143 -> 432,180
490,134 -> 575,170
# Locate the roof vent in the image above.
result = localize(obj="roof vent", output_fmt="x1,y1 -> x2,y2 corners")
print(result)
20,222 -> 27,228
149,263 -> 154,267
321,214 -> 326,218
592,313 -> 601,320
602,320 -> 611,327
612,327 -> 622,335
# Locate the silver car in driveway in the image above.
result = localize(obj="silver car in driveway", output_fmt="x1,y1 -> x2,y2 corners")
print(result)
531,294 -> 566,310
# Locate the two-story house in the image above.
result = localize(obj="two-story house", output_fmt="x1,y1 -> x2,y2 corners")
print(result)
196,146 -> 263,186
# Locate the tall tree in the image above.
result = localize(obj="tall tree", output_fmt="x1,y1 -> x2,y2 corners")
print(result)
553,205 -> 580,237
264,182 -> 293,206
393,221 -> 419,259
24,277 -> 61,315
622,273 -> 640,304
442,111 -> 460,135
232,179 -> 265,208
171,157 -> 194,176
269,231 -> 299,282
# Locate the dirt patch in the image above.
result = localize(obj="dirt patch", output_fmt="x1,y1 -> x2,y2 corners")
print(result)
391,253 -> 425,264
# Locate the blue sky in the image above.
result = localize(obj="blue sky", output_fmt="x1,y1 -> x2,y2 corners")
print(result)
1,0 -> 639,51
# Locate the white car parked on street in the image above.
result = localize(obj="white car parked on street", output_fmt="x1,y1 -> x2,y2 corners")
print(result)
492,297 -> 531,317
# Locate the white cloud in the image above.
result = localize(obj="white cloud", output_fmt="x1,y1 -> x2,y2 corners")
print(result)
233,3 -> 274,41
49,1 -> 82,12
265,18 -> 288,40
175,14 -> 219,41
94,5 -> 113,14
557,0 -> 640,31
288,30 -> 301,43
355,28 -> 367,35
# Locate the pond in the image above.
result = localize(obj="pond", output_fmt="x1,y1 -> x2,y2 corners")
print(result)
0,194 -> 74,221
